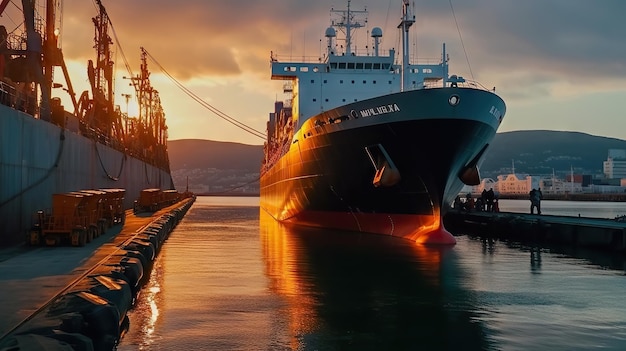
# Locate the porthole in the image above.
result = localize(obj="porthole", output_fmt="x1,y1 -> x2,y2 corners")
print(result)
449,95 -> 460,106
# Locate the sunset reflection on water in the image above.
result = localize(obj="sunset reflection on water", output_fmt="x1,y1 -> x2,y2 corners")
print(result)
258,210 -> 484,350
118,197 -> 626,350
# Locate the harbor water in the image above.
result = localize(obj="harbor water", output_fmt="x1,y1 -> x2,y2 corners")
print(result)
118,197 -> 626,350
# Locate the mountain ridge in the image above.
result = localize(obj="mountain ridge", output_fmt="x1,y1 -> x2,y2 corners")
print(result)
167,131 -> 626,192
480,130 -> 626,178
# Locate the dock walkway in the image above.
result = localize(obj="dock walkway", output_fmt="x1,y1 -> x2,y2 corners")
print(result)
445,210 -> 626,251
0,202 -> 187,338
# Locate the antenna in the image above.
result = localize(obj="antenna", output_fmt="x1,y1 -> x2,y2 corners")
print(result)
330,0 -> 367,56
398,0 -> 415,91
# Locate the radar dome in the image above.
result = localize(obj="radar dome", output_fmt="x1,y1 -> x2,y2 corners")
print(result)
325,27 -> 336,37
371,27 -> 383,38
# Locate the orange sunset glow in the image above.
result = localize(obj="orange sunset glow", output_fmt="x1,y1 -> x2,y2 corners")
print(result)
5,0 -> 626,145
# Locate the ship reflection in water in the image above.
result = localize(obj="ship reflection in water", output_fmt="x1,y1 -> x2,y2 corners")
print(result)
119,197 -> 626,350
259,210 -> 488,350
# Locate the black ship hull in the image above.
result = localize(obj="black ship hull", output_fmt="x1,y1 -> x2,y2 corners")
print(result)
260,87 -> 505,244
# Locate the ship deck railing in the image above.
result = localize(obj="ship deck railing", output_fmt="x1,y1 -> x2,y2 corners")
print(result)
418,78 -> 497,93
270,52 -> 442,66
0,79 -> 38,115
0,80 -> 170,172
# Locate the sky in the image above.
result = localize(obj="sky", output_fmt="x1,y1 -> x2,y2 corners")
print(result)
3,0 -> 626,146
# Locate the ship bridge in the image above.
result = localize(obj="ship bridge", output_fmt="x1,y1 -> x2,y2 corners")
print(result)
269,0 -> 449,129
270,47 -> 448,128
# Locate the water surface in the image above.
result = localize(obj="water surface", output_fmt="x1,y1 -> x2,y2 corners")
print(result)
118,197 -> 626,350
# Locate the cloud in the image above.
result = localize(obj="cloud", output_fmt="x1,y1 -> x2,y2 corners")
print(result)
5,0 -> 625,84
52,0 -> 626,90
4,0 -> 626,144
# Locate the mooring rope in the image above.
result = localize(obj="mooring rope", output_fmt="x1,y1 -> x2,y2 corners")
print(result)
93,141 -> 125,181
0,128 -> 66,209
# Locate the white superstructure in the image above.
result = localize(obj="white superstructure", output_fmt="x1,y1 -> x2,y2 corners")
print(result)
270,0 -> 450,130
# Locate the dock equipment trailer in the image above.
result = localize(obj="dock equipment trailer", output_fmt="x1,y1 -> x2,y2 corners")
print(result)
77,189 -> 108,239
134,188 -> 181,213
162,189 -> 181,206
29,193 -> 90,246
135,188 -> 162,212
100,188 -> 126,226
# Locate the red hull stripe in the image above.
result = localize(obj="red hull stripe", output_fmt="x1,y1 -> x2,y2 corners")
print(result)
284,210 -> 456,244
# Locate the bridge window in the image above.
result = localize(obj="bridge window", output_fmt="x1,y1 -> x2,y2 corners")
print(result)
365,63 -> 372,69
347,63 -> 355,69
374,63 -> 381,69
356,63 -> 364,69
339,63 -> 346,69
330,63 -> 337,69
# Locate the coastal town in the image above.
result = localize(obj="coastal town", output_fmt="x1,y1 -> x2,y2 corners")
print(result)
461,149 -> 626,201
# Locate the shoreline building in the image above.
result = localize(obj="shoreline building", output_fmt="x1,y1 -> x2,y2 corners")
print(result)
603,149 -> 626,180
459,149 -> 626,199
461,173 -> 583,197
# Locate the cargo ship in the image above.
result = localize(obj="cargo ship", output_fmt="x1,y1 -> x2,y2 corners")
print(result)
260,1 -> 506,244
0,0 -> 173,246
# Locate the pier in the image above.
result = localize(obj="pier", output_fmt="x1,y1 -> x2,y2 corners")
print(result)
0,197 -> 194,350
445,210 -> 626,252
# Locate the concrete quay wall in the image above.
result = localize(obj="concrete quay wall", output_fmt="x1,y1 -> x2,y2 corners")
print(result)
445,211 -> 626,251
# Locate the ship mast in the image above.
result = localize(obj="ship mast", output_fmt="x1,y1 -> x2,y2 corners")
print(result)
398,0 -> 415,91
83,0 -> 124,140
330,0 -> 367,56
20,0 -> 47,119
126,48 -> 169,169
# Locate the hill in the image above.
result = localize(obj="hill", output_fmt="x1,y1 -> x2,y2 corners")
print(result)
166,131 -> 626,193
480,130 -> 626,178
168,139 -> 263,170
167,139 -> 263,194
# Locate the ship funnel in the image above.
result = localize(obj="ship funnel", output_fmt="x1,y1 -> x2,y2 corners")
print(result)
371,27 -> 382,56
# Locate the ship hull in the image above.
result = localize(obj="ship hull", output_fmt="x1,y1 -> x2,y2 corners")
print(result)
260,87 -> 505,244
0,104 -> 173,246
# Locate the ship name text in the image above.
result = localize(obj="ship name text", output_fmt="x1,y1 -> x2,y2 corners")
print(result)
490,106 -> 502,120
359,103 -> 400,118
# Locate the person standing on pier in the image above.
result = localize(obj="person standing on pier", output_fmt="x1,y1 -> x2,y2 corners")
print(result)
481,189 -> 488,211
486,188 -> 495,212
536,188 -> 543,214
530,188 -> 542,214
